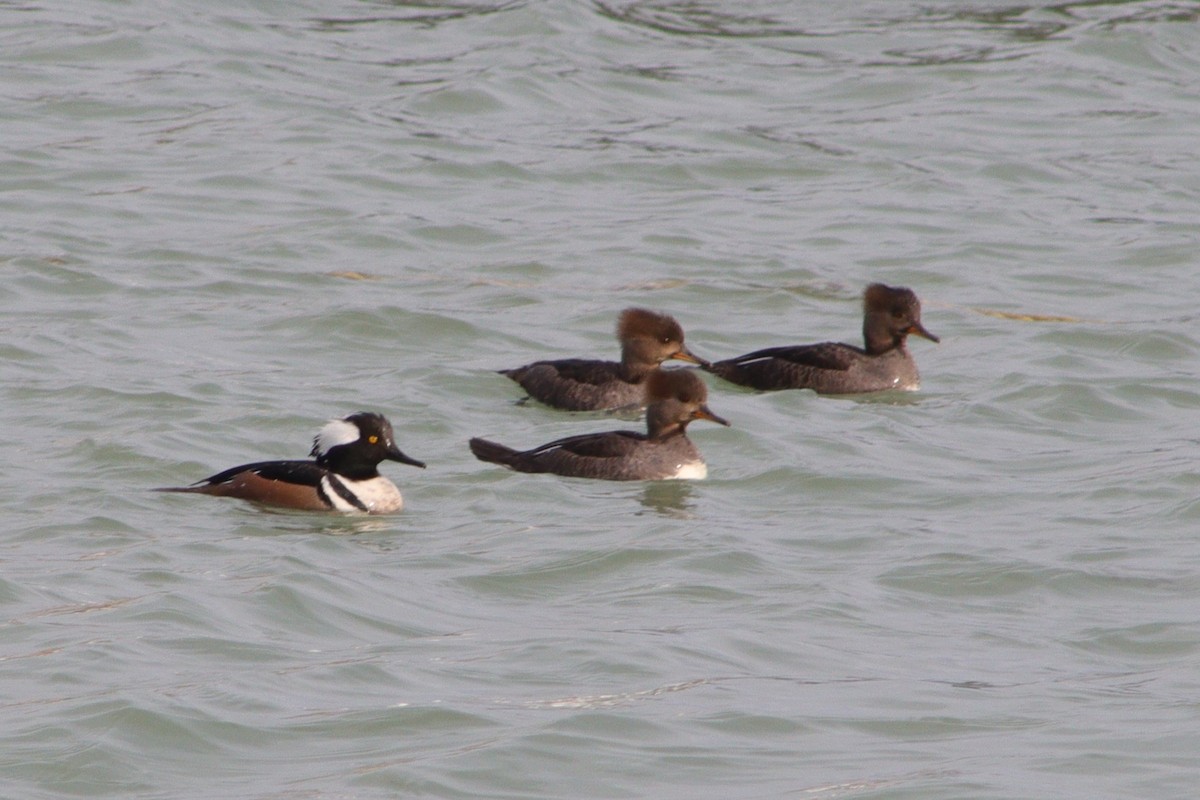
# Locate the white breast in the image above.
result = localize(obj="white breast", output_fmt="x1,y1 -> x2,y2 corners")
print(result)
322,476 -> 404,514
671,461 -> 708,480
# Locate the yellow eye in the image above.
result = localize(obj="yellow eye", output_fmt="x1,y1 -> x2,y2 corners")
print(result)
368,435 -> 379,444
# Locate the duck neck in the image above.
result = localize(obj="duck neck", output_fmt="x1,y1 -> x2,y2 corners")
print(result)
619,349 -> 657,381
863,314 -> 903,356
646,404 -> 688,442
318,452 -> 382,481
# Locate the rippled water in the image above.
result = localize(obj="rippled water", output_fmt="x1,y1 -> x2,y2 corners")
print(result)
4,1 -> 1200,798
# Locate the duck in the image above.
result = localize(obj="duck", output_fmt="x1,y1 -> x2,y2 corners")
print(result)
498,307 -> 709,411
155,412 -> 425,514
704,283 -> 939,394
470,369 -> 728,480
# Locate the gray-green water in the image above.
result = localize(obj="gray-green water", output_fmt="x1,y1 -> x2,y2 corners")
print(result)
4,1 -> 1200,798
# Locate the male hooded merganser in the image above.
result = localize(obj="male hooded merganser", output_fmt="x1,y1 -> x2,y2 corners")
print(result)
704,283 -> 939,394
470,370 -> 728,481
498,307 -> 709,411
155,412 -> 425,514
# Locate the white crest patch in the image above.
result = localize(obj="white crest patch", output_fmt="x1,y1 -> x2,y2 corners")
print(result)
313,418 -> 360,456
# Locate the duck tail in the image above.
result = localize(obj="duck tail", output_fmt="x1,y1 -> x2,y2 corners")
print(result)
469,437 -> 521,467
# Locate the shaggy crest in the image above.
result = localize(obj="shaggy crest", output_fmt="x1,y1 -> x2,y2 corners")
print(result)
645,368 -> 707,405
863,283 -> 919,314
616,307 -> 684,343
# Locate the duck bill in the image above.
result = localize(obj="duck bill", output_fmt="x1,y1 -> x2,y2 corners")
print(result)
908,322 -> 940,343
387,447 -> 427,469
671,346 -> 711,368
694,404 -> 731,427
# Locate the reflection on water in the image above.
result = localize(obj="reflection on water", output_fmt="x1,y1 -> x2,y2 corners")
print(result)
637,479 -> 696,517
230,509 -> 404,537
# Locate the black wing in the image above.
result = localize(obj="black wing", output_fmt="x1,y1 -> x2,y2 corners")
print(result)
723,342 -> 864,373
198,459 -> 327,487
526,430 -> 647,459
520,359 -> 624,388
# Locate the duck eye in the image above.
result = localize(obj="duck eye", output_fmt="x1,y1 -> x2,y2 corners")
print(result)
368,435 -> 379,444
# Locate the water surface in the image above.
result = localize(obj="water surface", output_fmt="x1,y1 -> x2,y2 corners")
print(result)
3,1 -> 1200,798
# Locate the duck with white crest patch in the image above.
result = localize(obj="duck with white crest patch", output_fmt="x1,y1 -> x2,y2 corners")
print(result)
156,412 -> 425,514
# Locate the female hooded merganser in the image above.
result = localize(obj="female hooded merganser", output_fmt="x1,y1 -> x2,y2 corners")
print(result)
470,370 -> 728,481
155,412 -> 425,514
498,307 -> 709,411
704,283 -> 939,394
